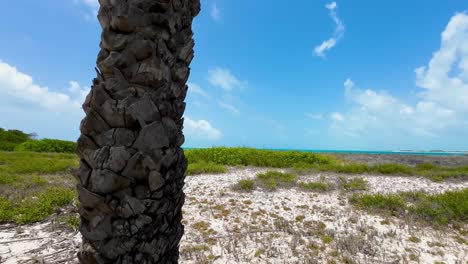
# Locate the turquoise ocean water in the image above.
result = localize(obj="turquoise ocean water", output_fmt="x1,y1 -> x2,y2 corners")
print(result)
184,148 -> 467,157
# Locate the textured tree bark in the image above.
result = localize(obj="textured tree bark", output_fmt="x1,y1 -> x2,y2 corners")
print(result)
75,1 -> 200,263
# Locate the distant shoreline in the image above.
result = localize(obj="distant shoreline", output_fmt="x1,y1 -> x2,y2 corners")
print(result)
183,147 -> 468,157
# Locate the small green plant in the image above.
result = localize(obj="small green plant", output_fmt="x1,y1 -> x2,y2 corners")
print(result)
298,181 -> 329,192
408,236 -> 421,243
256,171 -> 297,190
15,139 -> 76,153
58,215 -> 80,230
350,188 -> 468,225
349,193 -> 405,213
236,179 -> 255,191
339,177 -> 368,191
254,249 -> 265,257
295,215 -> 305,222
373,164 -> 413,175
186,161 -> 226,175
0,187 -> 76,224
321,235 -> 334,244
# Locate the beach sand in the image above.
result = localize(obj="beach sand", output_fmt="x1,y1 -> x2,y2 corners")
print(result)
1,166 -> 467,263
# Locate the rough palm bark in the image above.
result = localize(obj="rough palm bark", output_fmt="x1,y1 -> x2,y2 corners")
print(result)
75,0 -> 200,263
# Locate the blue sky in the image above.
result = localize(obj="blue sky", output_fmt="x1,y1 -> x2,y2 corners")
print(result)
0,1 -> 467,151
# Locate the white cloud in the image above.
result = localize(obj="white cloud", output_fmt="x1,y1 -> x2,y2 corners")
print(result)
306,113 -> 324,120
0,60 -> 89,113
208,68 -> 246,91
211,4 -> 221,21
314,38 -> 337,57
330,112 -> 344,122
314,2 -> 345,57
218,102 -> 240,115
188,82 -> 209,97
328,13 -> 468,144
415,12 -> 468,112
184,117 -> 222,140
325,2 -> 337,10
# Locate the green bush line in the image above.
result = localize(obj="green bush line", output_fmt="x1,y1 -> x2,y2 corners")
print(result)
15,139 -> 76,153
0,151 -> 78,175
0,128 -> 31,151
349,188 -> 468,225
185,148 -> 468,181
0,187 -> 76,224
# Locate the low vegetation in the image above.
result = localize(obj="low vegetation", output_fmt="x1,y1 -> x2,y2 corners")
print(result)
0,128 -> 31,151
349,188 -> 468,225
186,161 -> 226,175
15,139 -> 76,153
0,151 -> 78,224
185,147 -> 468,181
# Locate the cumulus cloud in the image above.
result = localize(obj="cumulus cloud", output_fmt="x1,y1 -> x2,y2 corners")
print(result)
328,13 -> 468,144
314,2 -> 345,57
330,112 -> 344,122
415,12 -> 468,112
211,4 -> 221,21
218,102 -> 240,115
187,82 -> 209,97
184,117 -> 222,140
208,68 -> 246,91
0,60 -> 89,113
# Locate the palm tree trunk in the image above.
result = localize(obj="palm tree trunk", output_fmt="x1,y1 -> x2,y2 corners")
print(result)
75,1 -> 200,263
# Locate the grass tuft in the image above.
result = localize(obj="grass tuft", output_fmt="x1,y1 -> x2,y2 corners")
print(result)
350,188 -> 468,225
186,161 -> 226,175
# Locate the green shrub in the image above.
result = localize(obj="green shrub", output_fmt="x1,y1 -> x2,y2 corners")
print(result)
0,173 -> 20,185
184,147 -> 337,168
372,164 -> 413,175
349,193 -> 406,213
256,171 -> 297,190
350,189 -> 468,225
0,128 -> 31,151
339,177 -> 368,191
0,141 -> 18,151
0,151 -> 78,174
0,187 -> 76,224
334,164 -> 370,174
416,163 -> 437,171
15,139 -> 76,153
186,161 -> 226,175
237,179 -> 255,191
299,181 -> 330,192
411,189 -> 468,224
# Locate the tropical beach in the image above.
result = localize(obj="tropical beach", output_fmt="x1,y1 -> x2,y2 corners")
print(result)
1,0 -> 468,263
0,141 -> 467,263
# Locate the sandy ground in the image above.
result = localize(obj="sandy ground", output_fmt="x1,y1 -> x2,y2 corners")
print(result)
1,167 -> 467,264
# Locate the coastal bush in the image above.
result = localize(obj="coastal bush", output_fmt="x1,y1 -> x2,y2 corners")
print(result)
236,179 -> 255,191
372,164 -> 413,175
186,161 -> 226,175
0,187 -> 76,224
334,164 -> 370,174
0,151 -> 78,174
256,171 -> 297,190
298,181 -> 330,192
339,177 -> 368,191
15,139 -> 76,153
349,193 -> 406,213
350,188 -> 468,225
0,128 -> 31,151
184,147 -> 338,168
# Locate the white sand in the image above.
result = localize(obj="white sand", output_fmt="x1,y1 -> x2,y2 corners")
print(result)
1,167 -> 467,263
